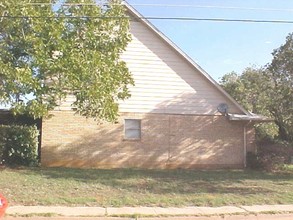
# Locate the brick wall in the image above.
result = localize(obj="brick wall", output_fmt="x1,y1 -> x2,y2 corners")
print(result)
41,111 -> 245,169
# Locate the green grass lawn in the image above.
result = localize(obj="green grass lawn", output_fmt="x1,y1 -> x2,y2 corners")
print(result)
0,167 -> 292,207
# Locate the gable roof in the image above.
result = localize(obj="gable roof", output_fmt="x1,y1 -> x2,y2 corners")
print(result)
123,1 -> 250,116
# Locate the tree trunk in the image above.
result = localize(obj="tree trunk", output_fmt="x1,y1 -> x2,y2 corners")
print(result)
275,120 -> 290,141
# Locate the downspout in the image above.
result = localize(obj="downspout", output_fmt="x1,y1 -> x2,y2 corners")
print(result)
167,115 -> 171,167
243,121 -> 251,168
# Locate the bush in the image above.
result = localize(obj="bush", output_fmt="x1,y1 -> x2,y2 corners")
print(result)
255,123 -> 278,143
0,125 -> 39,166
252,141 -> 292,172
258,154 -> 286,172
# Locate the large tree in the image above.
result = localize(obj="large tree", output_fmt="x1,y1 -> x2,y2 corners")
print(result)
219,68 -> 270,114
266,33 -> 293,141
0,0 -> 133,121
220,33 -> 293,142
220,68 -> 278,140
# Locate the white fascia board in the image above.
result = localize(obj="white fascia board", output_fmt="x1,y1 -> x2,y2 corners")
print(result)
228,113 -> 273,122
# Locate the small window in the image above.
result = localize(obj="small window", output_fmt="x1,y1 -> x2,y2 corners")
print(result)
124,119 -> 141,140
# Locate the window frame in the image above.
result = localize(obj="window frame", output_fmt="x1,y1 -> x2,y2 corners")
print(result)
124,119 -> 141,140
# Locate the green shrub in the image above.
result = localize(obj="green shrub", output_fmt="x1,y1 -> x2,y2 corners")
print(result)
255,122 -> 278,143
258,154 -> 286,172
251,141 -> 293,172
0,125 -> 39,166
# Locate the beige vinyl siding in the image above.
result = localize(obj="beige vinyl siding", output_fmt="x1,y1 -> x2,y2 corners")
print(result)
119,20 -> 243,114
57,18 -> 243,114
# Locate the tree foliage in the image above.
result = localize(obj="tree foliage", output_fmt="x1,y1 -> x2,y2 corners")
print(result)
220,33 -> 293,142
0,124 -> 39,166
0,0 -> 133,121
266,33 -> 293,142
220,68 -> 270,114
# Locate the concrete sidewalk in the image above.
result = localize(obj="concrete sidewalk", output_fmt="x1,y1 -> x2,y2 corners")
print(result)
5,204 -> 293,217
3,214 -> 293,220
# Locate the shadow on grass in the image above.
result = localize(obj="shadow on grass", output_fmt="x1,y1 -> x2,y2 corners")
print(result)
22,167 -> 292,196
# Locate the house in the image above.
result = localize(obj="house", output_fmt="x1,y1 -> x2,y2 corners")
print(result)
41,3 -> 269,169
